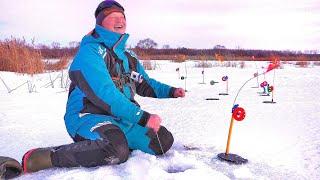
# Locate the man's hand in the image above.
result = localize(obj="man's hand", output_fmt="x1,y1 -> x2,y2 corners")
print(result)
146,114 -> 162,133
173,88 -> 185,98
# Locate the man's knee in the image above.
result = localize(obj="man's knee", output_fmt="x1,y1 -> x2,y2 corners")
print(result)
95,124 -> 130,163
148,126 -> 174,155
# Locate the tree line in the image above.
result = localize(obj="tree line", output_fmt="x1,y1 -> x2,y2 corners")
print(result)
2,37 -> 318,75
6,37 -> 319,61
38,38 -> 319,62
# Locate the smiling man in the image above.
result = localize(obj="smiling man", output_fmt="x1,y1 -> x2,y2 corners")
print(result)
95,2 -> 126,34
21,0 -> 185,173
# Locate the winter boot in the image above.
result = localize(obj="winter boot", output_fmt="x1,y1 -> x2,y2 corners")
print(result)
22,148 -> 53,173
0,156 -> 22,179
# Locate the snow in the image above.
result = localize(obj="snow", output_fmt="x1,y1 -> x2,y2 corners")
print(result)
0,60 -> 319,179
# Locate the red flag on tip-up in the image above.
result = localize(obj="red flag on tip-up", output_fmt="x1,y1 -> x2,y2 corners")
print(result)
266,58 -> 280,73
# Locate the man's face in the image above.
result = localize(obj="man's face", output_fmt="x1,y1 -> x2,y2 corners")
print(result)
102,12 -> 126,34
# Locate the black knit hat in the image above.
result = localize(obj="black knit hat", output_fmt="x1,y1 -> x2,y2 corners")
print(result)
95,0 -> 125,25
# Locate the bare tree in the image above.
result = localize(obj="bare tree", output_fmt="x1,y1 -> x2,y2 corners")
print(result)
214,45 -> 226,49
51,42 -> 61,49
68,41 -> 80,48
136,38 -> 158,49
162,44 -> 170,49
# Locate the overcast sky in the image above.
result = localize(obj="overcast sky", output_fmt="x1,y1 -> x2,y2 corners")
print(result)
0,0 -> 319,50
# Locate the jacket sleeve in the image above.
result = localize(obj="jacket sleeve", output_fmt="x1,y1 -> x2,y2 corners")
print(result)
69,45 -> 150,125
135,59 -> 176,98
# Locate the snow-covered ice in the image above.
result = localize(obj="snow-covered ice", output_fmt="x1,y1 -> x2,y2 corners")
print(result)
0,60 -> 319,179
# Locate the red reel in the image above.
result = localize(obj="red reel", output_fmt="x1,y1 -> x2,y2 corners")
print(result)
232,107 -> 246,121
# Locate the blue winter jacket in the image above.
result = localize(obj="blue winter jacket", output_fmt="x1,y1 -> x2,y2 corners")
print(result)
64,25 -> 176,137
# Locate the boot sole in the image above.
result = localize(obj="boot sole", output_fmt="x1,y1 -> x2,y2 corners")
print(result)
22,148 -> 37,173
